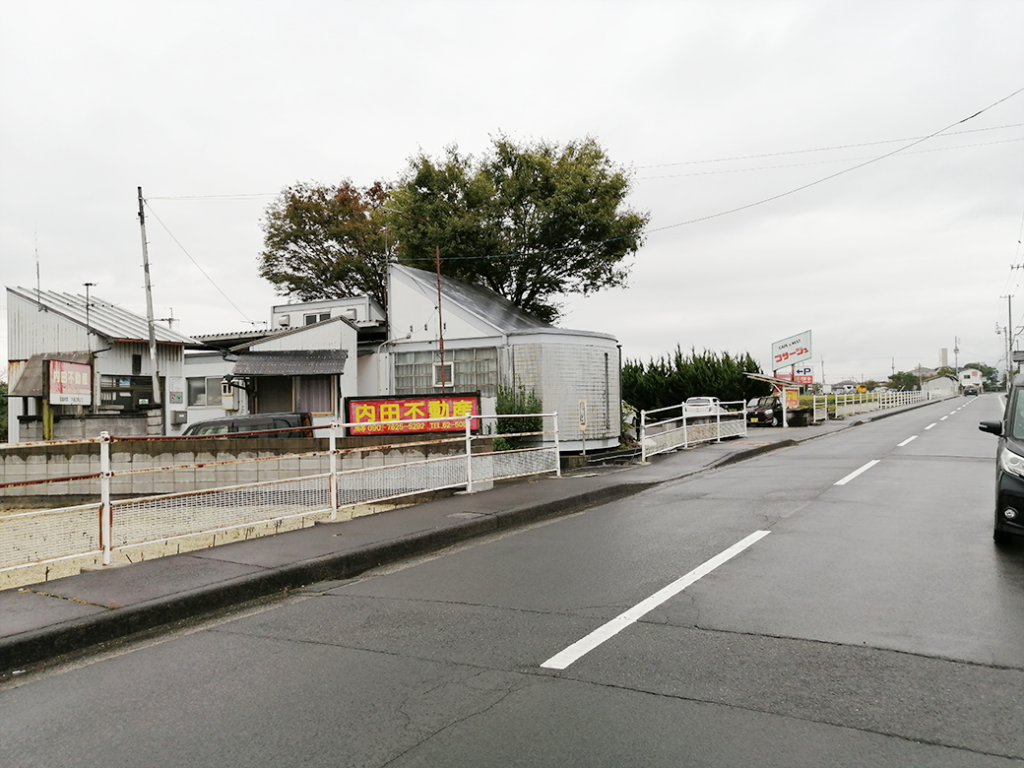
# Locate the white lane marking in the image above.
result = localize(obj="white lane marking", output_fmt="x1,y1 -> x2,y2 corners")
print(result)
940,416 -> 949,421
834,459 -> 880,486
540,530 -> 771,670
925,423 -> 937,430
949,411 -> 957,415
897,435 -> 918,447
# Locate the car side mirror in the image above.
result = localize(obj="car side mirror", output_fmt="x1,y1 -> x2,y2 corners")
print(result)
979,420 -> 1003,436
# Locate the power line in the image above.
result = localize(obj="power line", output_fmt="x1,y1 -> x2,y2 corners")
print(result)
639,137 -> 1023,180
142,199 -> 254,323
636,122 -> 1023,169
647,86 -> 1024,235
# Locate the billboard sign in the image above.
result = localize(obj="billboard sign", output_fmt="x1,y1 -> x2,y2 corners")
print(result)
772,330 -> 812,371
345,393 -> 481,436
48,359 -> 92,405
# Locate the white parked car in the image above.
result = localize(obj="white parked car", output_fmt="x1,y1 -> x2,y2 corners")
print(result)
683,396 -> 722,417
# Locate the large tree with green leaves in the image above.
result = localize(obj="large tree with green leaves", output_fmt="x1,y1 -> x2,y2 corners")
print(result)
387,135 -> 649,323
258,180 -> 393,308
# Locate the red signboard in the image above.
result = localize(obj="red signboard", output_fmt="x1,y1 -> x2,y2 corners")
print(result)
345,394 -> 481,435
48,359 -> 92,405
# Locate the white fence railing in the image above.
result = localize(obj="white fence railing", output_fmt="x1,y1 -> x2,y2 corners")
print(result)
826,390 -> 937,419
0,413 -> 560,580
639,401 -> 747,462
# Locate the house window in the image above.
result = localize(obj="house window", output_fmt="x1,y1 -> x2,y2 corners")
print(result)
303,312 -> 331,325
394,347 -> 498,397
296,375 -> 333,414
187,377 -> 223,407
433,362 -> 454,388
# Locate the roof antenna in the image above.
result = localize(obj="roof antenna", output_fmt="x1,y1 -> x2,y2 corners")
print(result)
35,231 -> 42,311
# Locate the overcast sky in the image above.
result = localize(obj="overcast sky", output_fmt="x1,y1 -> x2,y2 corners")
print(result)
2,0 -> 1022,385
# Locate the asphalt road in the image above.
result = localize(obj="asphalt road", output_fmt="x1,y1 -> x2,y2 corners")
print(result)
3,395 -> 1022,767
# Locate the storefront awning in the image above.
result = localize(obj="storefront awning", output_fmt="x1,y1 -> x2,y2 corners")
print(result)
231,349 -> 349,376
9,351 -> 92,397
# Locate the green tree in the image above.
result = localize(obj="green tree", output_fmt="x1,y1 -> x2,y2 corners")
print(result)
622,347 -> 769,413
888,371 -> 920,391
258,180 -> 393,308
388,135 -> 649,323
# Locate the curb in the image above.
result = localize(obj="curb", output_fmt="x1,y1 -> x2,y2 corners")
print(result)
0,481 -> 656,673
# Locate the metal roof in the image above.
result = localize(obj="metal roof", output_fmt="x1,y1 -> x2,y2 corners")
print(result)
8,287 -> 196,345
395,266 -> 551,334
232,350 -> 349,376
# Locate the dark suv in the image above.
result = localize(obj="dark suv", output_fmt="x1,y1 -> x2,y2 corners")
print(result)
978,379 -> 1024,544
182,412 -> 314,437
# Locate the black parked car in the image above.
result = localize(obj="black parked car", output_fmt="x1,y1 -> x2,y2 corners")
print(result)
978,376 -> 1024,544
182,412 -> 314,437
747,396 -> 783,427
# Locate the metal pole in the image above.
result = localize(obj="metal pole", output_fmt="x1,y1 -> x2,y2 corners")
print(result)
465,415 -> 473,493
436,245 -> 446,393
329,422 -> 339,520
552,411 -> 561,477
138,188 -> 163,409
100,431 -> 111,566
640,410 -> 647,463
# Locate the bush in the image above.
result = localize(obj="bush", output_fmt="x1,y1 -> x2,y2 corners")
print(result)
495,382 -> 543,450
622,346 -> 770,413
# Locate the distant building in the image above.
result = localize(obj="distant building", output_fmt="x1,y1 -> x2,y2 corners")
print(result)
922,374 -> 957,397
6,286 -> 193,441
959,368 -> 982,389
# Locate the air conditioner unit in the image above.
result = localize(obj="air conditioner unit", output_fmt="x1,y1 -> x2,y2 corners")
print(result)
277,314 -> 291,328
343,307 -> 358,321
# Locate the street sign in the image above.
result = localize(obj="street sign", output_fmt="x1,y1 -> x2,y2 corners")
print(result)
772,331 -> 812,371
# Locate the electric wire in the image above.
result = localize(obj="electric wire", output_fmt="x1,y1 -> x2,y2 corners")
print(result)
640,137 -> 1023,180
636,123 -> 1023,169
142,200 -> 254,323
647,86 -> 1024,234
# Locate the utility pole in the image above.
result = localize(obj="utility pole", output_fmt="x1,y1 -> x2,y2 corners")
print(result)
1002,295 -> 1014,391
138,187 -> 162,408
435,244 -> 446,393
954,336 -> 960,392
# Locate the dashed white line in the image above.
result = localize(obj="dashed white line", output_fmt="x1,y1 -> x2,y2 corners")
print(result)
925,423 -> 937,430
834,460 -> 880,486
540,530 -> 771,670
897,435 -> 918,447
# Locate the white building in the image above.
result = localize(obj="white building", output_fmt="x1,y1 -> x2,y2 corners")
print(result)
8,266 -> 622,449
6,286 -> 194,441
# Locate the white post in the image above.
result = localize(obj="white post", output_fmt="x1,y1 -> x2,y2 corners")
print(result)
553,411 -> 562,477
465,415 -> 473,493
640,409 -> 648,463
329,423 -> 339,520
100,431 -> 111,566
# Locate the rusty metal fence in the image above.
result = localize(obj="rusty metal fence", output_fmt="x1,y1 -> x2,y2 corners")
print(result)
0,413 -> 560,581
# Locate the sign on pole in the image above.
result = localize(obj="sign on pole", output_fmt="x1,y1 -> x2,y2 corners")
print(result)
771,331 -> 812,372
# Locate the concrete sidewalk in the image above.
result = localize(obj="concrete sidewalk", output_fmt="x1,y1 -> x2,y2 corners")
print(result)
0,407 -> 925,675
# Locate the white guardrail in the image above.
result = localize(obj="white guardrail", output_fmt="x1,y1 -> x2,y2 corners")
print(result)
0,413 -> 560,581
639,400 -> 747,462
813,390 -> 937,419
